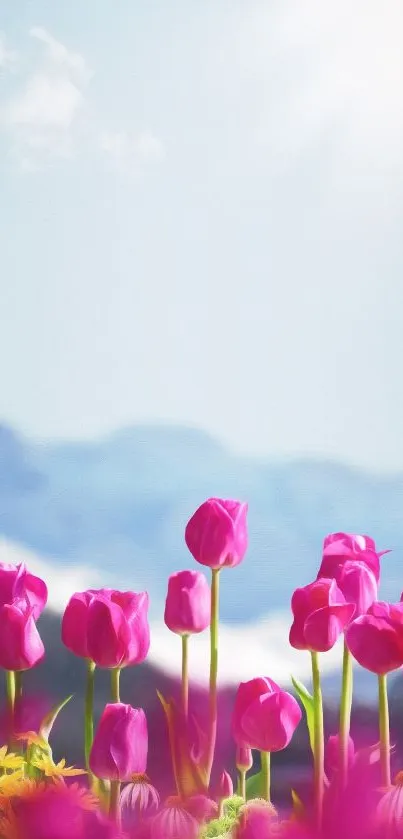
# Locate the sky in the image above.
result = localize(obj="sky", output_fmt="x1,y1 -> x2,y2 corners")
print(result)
1,0 -> 403,471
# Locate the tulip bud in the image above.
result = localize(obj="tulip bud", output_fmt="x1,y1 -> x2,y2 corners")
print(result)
289,578 -> 355,652
214,770 -> 234,801
325,733 -> 355,777
0,601 -> 45,671
0,562 -> 47,618
185,498 -> 248,570
90,703 -> 148,781
164,570 -> 211,635
236,747 -> 253,772
345,602 -> 403,674
232,677 -> 301,752
62,589 -> 150,669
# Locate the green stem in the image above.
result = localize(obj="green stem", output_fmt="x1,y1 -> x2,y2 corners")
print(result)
238,769 -> 246,800
109,779 -> 121,824
111,667 -> 121,703
378,673 -> 391,788
5,671 -> 16,750
206,568 -> 220,782
260,750 -> 271,802
85,661 -> 96,773
311,651 -> 324,830
181,634 -> 189,719
14,672 -> 22,704
339,642 -> 353,789
109,667 -> 121,821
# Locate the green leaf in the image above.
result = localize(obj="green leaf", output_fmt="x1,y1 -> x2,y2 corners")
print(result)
245,770 -> 264,800
39,694 -> 74,743
291,675 -> 315,755
291,788 -> 305,820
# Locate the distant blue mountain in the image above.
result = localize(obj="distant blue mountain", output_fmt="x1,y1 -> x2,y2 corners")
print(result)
1,421 -> 403,622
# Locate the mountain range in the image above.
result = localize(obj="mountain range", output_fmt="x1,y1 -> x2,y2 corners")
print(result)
1,421 -> 402,623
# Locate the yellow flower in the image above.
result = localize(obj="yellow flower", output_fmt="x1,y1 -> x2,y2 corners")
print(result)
31,753 -> 87,779
0,746 -> 24,772
16,731 -> 48,750
0,769 -> 25,797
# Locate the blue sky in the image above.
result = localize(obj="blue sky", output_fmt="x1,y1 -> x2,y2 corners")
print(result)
1,0 -> 403,470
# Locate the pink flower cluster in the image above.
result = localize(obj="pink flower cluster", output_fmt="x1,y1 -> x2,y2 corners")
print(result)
0,499 -> 402,839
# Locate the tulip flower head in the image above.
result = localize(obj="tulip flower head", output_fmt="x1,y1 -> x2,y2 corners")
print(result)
236,746 -> 253,772
289,578 -> 355,652
319,532 -> 388,584
0,562 -> 48,618
345,601 -> 403,674
232,677 -> 302,752
185,498 -> 248,570
164,570 -> 211,635
0,599 -> 45,671
89,703 -> 148,781
62,588 -> 150,668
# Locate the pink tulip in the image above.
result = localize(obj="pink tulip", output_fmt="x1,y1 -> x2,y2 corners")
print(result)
89,703 -> 148,781
150,800 -> 200,839
231,677 -> 302,752
345,601 -> 403,674
325,733 -> 355,776
236,746 -> 253,772
0,562 -> 47,618
289,578 -> 355,652
185,498 -> 248,570
320,533 -> 388,584
164,570 -> 211,635
322,559 -> 378,618
0,600 -> 44,671
214,769 -> 234,800
62,589 -> 150,668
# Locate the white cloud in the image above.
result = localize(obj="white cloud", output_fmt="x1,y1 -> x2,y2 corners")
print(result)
1,27 -> 90,168
0,539 -> 341,688
100,130 -> 165,174
0,33 -> 18,70
29,27 -> 91,84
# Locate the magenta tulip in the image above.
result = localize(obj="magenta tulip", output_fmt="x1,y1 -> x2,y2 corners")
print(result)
231,677 -> 301,752
319,533 -> 388,584
325,733 -> 355,776
0,562 -> 47,618
345,601 -> 403,674
62,589 -> 150,668
0,600 -> 45,671
289,578 -> 355,652
89,703 -> 148,781
322,559 -> 378,618
164,570 -> 211,635
214,770 -> 234,800
236,746 -> 253,772
185,498 -> 248,570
